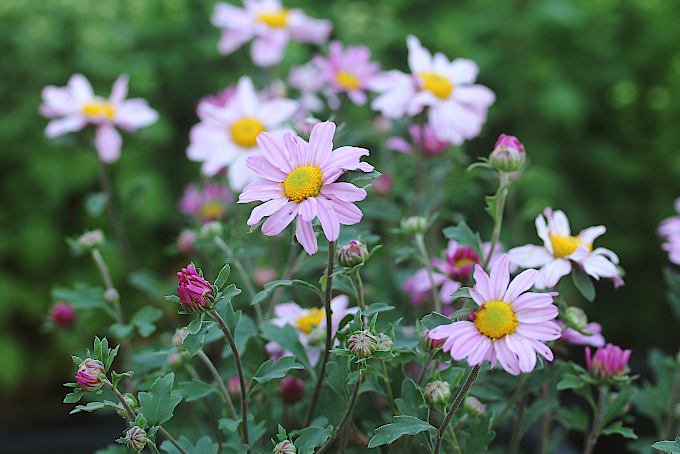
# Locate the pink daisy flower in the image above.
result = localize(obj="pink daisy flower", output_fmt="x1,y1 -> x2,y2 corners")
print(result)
314,41 -> 380,106
658,198 -> 680,265
187,76 -> 298,190
509,208 -> 623,289
288,62 -> 325,113
40,74 -> 158,163
386,123 -> 449,157
428,255 -> 560,375
558,321 -> 605,348
370,35 -> 494,145
178,181 -> 233,223
266,295 -> 357,365
212,0 -> 331,67
238,121 -> 374,255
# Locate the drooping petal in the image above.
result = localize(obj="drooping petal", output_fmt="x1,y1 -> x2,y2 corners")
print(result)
315,197 -> 340,241
330,199 -> 363,225
534,259 -> 571,289
505,334 -> 537,373
247,196 -> 289,225
95,123 -> 122,163
494,337 -> 521,375
295,218 -> 318,255
261,202 -> 297,236
321,182 -> 366,202
298,197 -> 317,222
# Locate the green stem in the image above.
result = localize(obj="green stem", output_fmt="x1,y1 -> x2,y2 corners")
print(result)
434,365 -> 481,454
482,176 -> 511,270
509,395 -> 527,454
583,385 -> 607,454
214,237 -> 262,325
354,269 -> 368,326
417,350 -> 435,385
209,311 -> 250,448
664,368 -> 680,438
157,426 -> 187,454
98,159 -> 135,270
414,233 -> 441,313
197,350 -> 238,420
317,377 -> 363,454
539,383 -> 552,454
381,361 -> 398,414
305,241 -> 336,426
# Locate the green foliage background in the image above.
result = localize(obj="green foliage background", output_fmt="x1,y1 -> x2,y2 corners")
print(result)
1,0 -> 679,423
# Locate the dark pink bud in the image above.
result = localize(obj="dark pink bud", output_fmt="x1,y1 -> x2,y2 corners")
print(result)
490,133 -> 525,172
176,264 -> 214,313
280,376 -> 304,403
76,358 -> 105,392
50,301 -> 76,329
585,343 -> 631,379
373,174 -> 392,195
177,230 -> 196,255
445,246 -> 479,281
228,375 -> 249,397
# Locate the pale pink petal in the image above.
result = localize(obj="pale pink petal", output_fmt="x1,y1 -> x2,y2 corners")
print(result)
347,90 -> 367,105
247,197 -> 289,225
488,254 -> 510,300
495,338 -> 521,375
246,154 -> 287,182
330,199 -> 363,225
578,226 -> 606,244
386,136 -> 413,154
251,32 -> 288,67
549,210 -> 571,236
453,85 -> 495,112
95,123 -> 122,163
321,182 -> 366,202
68,74 -> 94,103
41,85 -> 78,117
515,305 -> 558,323
295,218 -> 317,255
315,198 -> 340,241
259,99 -> 298,128
505,334 -> 536,373
511,292 -> 557,311
516,321 -> 561,341
451,331 -> 485,361
471,264 -> 492,303
115,99 -> 158,130
257,132 -> 292,172
527,338 -> 554,362
238,179 -> 283,203
448,59 -> 479,84
509,245 -> 554,268
504,269 -> 538,302
427,322 -> 461,340
109,74 -> 129,105
536,214 -> 553,252
581,254 -> 620,280
228,155 -> 256,190
261,201 -> 297,236
45,115 -> 86,138
406,35 -> 431,74
218,29 -> 254,54
439,279 -> 461,305
235,76 -> 259,115
298,197 -> 317,221
273,302 -> 304,324
467,337 -> 491,365
534,259 -> 571,289
308,121 -> 335,166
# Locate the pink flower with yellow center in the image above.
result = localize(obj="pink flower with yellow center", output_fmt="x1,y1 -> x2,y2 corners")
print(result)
658,198 -> 680,265
509,208 -> 623,289
314,41 -> 380,106
212,0 -> 331,67
370,36 -> 494,145
238,121 -> 373,255
428,255 -> 560,375
187,77 -> 298,190
40,74 -> 158,163
179,182 -> 233,223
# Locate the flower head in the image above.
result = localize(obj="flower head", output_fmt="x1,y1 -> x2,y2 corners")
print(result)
371,36 -> 494,145
179,182 -> 233,223
238,121 -> 373,255
559,322 -> 605,348
124,426 -> 147,452
176,264 -> 214,313
76,230 -> 105,249
212,0 -> 331,67
280,376 -> 304,403
273,440 -> 297,454
424,380 -> 451,405
658,198 -> 680,265
288,63 -> 325,113
463,396 -> 486,417
187,77 -> 298,190
387,124 -> 449,157
428,255 -> 560,375
76,358 -> 105,392
489,133 -> 525,172
337,240 -> 369,267
50,301 -> 76,329
375,332 -> 393,351
348,330 -> 379,358
509,208 -> 623,289
40,74 -> 158,163
586,343 -> 631,378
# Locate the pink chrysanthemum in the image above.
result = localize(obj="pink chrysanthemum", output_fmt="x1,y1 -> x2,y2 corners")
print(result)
212,0 -> 331,67
428,255 -> 560,375
386,124 -> 449,157
558,322 -> 605,348
238,121 -> 374,255
658,198 -> 680,265
586,343 -> 631,378
40,74 -> 158,163
179,182 -> 233,223
288,63 -> 325,114
314,41 -> 380,106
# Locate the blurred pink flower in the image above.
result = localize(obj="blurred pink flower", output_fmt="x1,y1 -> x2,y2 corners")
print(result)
372,174 -> 392,195
558,321 -> 605,347
179,182 -> 232,223
40,74 -> 158,163
658,198 -> 680,265
387,124 -> 449,157
371,35 -> 494,145
238,121 -> 373,255
200,86 -> 237,108
314,41 -> 380,106
212,0 -> 331,67
50,301 -> 76,329
288,62 -> 325,113
586,343 -> 631,378
187,77 -> 297,190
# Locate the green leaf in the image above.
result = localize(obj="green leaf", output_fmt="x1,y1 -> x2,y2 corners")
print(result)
214,263 -> 231,289
164,295 -> 180,304
218,418 -> 240,433
395,379 -> 427,420
138,373 -> 183,426
69,401 -> 114,414
440,367 -> 465,388
556,406 -> 589,432
176,380 -> 218,402
601,421 -> 637,439
451,287 -> 471,300
367,415 -> 437,448
294,426 -> 332,454
128,270 -> 167,301
443,221 -> 482,254
111,370 -> 134,388
52,283 -> 109,313
652,437 -> 680,453
110,323 -> 133,339
571,266 -> 595,302
215,284 -> 242,308
160,435 -> 218,454
421,312 -> 452,330
363,302 -> 395,316
602,387 -> 637,427
252,356 -> 304,385
556,374 -> 585,390
63,389 -> 84,404
260,322 -> 314,377
130,306 -> 163,337
460,411 -> 496,453
183,322 -> 211,357
251,279 -> 322,306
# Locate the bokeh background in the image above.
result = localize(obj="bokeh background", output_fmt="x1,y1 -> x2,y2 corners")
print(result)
1,0 -> 680,451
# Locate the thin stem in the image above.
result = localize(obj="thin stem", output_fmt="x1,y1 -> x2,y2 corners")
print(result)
446,425 -> 462,454
105,380 -> 135,423
197,350 -> 238,420
317,377 -> 363,454
414,233 -> 441,313
98,160 -> 135,271
417,350 -> 435,385
509,395 -> 527,454
434,365 -> 481,454
214,237 -> 262,325
664,368 -> 680,438
584,385 -> 607,454
305,241 -> 336,426
381,361 -> 398,414
354,269 -> 368,326
482,176 -> 510,270
148,442 -> 160,454
539,383 -> 552,454
209,311 -> 250,447
157,426 -> 188,454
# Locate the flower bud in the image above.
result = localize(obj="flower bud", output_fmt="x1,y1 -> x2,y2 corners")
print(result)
76,358 -> 105,392
77,230 -> 104,249
347,330 -> 378,358
273,440 -> 296,454
424,381 -> 451,405
337,240 -> 369,267
280,376 -> 304,403
401,216 -> 428,235
199,220 -> 223,239
373,174 -> 392,195
228,375 -> 249,397
125,426 -> 147,452
49,301 -> 76,329
177,229 -> 196,254
116,393 -> 138,418
176,264 -> 214,313
564,306 -> 588,330
586,344 -> 631,379
375,333 -> 393,351
167,352 -> 183,367
253,267 -> 277,287
172,328 -> 189,349
489,133 -> 525,173
463,396 -> 486,417
104,288 -> 120,303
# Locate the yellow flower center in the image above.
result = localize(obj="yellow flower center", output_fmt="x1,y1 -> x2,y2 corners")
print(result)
454,258 -> 475,268
418,71 -> 454,99
257,9 -> 288,28
336,71 -> 361,90
282,165 -> 323,203
474,300 -> 518,340
230,117 -> 265,148
198,201 -> 225,221
550,235 -> 591,258
82,101 -> 116,119
295,307 -> 325,334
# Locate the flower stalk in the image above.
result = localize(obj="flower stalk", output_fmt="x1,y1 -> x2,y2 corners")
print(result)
316,376 -> 363,453
414,233 -> 441,312
482,174 -> 511,270
197,350 -> 238,420
214,236 -> 262,324
434,364 -> 481,454
584,385 -> 607,454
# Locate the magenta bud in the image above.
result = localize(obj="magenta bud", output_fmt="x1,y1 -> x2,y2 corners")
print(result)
176,264 -> 214,313
228,375 -> 248,397
50,301 -> 76,329
586,343 -> 631,379
373,174 -> 392,195
280,376 -> 304,403
337,240 -> 369,267
76,358 -> 105,392
489,133 -> 525,172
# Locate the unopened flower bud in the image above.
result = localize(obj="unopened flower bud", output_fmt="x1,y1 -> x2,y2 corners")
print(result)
337,240 -> 369,267
176,264 -> 214,313
489,133 -> 525,173
76,358 -> 105,392
253,267 -> 277,287
375,333 -> 393,351
464,396 -> 486,417
373,174 -> 392,195
172,328 -> 189,349
116,393 -> 138,418
565,307 -> 588,330
401,216 -> 428,235
280,376 -> 304,403
348,330 -> 378,358
199,221 -> 223,239
77,230 -> 104,249
228,375 -> 249,397
104,288 -> 120,303
125,426 -> 147,452
424,381 -> 451,405
273,440 -> 296,454
177,230 -> 196,254
50,301 -> 76,329
422,329 -> 445,350
167,352 -> 182,367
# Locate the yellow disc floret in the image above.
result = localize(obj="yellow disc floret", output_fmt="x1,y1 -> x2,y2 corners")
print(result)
198,201 -> 225,221
336,71 -> 361,90
230,117 -> 266,148
257,9 -> 288,28
282,165 -> 323,203
82,101 -> 116,120
474,300 -> 518,340
550,235 -> 590,258
418,71 -> 454,99
295,307 -> 325,334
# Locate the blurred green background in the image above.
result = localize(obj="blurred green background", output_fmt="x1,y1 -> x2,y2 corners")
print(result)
1,0 -> 679,436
